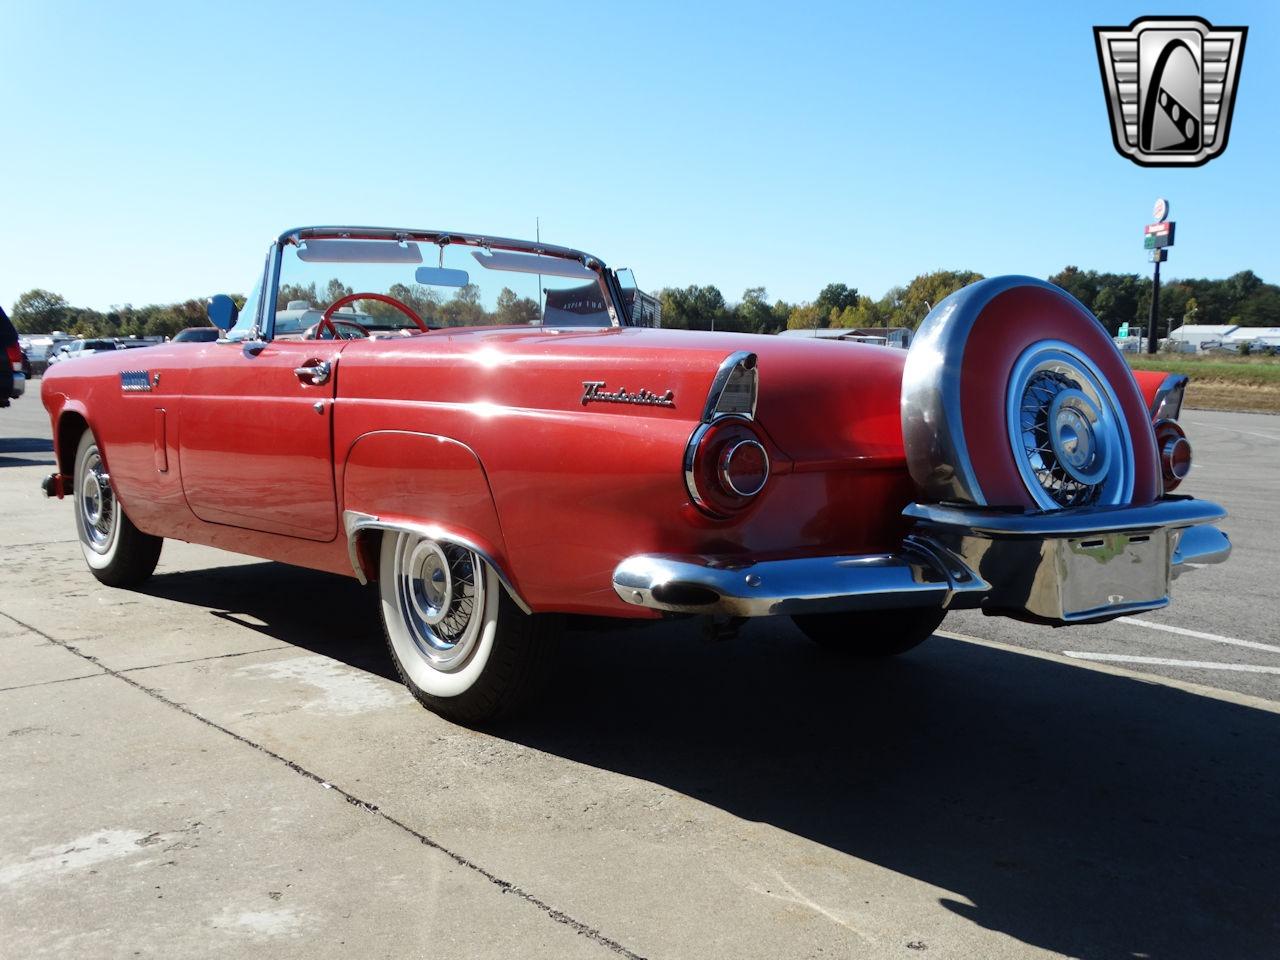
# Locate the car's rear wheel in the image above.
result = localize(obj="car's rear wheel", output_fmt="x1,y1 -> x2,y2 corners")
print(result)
73,430 -> 163,587
791,607 -> 946,657
377,530 -> 559,725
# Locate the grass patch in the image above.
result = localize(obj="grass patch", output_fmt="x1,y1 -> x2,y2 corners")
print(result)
1125,353 -> 1280,413
1125,352 -> 1280,386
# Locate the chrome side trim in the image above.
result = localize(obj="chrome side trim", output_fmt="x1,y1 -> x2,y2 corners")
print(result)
903,497 -> 1225,537
1150,373 -> 1189,420
701,350 -> 758,422
342,510 -> 532,614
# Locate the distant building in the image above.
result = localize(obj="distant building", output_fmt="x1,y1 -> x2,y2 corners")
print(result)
1163,323 -> 1280,352
1166,324 -> 1239,350
622,289 -> 661,327
1224,326 -> 1280,350
778,327 -> 912,349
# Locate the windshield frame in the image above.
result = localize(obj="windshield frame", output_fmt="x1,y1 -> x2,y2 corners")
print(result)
264,226 -> 624,340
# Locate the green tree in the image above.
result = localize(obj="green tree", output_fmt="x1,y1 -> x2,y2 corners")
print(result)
735,287 -> 782,334
1048,266 -> 1100,311
656,285 -> 731,331
786,303 -> 827,330
277,282 -> 319,309
494,287 -> 539,325
324,278 -> 353,306
815,283 -> 859,316
439,284 -> 486,326
832,296 -> 889,329
1182,296 -> 1199,326
11,289 -> 71,333
887,270 -> 984,328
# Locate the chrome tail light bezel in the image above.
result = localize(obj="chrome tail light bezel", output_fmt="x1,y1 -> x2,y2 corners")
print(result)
685,352 -> 767,517
1154,418 -> 1192,491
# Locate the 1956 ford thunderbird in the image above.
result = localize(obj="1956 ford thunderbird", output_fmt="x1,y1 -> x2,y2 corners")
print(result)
40,226 -> 1230,723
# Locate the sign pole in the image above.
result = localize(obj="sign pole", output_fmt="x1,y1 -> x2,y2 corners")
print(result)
1147,256 -> 1161,354
1145,198 -> 1172,355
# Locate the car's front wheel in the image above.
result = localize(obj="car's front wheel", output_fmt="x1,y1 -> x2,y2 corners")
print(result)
378,530 -> 559,725
791,607 -> 946,657
73,430 -> 163,587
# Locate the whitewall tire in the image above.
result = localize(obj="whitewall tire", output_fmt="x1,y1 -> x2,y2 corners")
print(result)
73,430 -> 163,587
377,530 -> 559,724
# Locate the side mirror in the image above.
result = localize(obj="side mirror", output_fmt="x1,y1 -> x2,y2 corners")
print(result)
207,294 -> 240,331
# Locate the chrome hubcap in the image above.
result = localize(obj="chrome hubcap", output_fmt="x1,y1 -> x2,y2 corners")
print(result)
1047,388 -> 1110,486
1006,341 -> 1133,510
79,450 -> 116,552
393,534 -> 484,671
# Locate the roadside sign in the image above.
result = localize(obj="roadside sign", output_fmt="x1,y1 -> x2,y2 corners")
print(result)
1153,198 -> 1169,222
1118,322 -> 1130,337
1143,221 -> 1176,249
1149,248 -> 1168,262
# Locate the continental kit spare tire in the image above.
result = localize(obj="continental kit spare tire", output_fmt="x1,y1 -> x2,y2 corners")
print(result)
901,277 -> 1160,511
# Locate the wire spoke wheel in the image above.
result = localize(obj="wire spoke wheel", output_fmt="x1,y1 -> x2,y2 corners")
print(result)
392,533 -> 486,673
78,449 -> 118,554
1005,340 -> 1134,510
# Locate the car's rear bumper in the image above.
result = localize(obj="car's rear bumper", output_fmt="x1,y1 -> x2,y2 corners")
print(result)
612,497 -> 1229,625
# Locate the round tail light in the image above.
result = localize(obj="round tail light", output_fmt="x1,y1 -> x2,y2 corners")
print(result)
1154,419 -> 1192,491
719,439 -> 769,496
685,417 -> 771,517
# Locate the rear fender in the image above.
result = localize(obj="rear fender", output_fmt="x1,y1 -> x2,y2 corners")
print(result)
1131,370 -> 1189,420
339,430 -> 528,610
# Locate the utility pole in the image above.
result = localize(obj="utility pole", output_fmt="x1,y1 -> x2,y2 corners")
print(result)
1144,198 -> 1174,355
1147,255 -> 1161,354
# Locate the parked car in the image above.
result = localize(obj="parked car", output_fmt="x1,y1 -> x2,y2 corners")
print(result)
39,227 -> 1230,724
45,338 -> 120,367
1,306 -> 25,407
172,326 -> 220,343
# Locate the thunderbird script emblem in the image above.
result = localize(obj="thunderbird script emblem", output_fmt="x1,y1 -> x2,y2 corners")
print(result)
1094,16 -> 1247,167
581,381 -> 675,408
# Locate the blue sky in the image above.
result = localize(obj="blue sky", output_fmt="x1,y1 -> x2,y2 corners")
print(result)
1,1 -> 1275,311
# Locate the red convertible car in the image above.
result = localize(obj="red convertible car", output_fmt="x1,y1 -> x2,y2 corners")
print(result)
40,226 -> 1229,723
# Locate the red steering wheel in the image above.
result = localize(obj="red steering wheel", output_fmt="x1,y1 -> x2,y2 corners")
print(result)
316,292 -> 429,339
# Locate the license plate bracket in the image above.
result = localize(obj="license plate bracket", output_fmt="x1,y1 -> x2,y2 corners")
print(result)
1058,530 -> 1171,621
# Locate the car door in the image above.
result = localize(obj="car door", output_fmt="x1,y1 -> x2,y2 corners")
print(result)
179,338 -> 345,541
178,249 -> 345,542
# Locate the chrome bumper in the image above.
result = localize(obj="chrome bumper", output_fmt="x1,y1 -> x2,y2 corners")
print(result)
612,497 -> 1230,625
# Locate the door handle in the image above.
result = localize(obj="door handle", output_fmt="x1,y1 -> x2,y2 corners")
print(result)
294,360 -> 331,386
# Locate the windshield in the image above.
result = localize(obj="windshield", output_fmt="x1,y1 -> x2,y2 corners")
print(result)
270,236 -> 614,340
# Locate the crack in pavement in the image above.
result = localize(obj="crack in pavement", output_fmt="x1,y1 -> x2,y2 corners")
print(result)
0,643 -> 293,695
0,610 -> 649,960
0,672 -> 106,694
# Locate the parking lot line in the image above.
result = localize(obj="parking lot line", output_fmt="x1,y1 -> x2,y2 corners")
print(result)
1186,420 -> 1280,443
1063,652 -> 1280,674
936,629 -> 1280,714
1117,617 -> 1280,654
